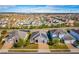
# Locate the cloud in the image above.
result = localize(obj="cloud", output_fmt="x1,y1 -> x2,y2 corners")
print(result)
6,5 -> 55,13
0,5 -> 79,13
0,5 -> 16,9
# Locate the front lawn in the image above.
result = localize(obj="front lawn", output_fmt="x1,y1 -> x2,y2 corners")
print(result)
8,43 -> 38,52
24,43 -> 38,49
8,32 -> 38,52
8,49 -> 37,52
0,42 -> 3,49
48,37 -> 70,52
49,43 -> 70,52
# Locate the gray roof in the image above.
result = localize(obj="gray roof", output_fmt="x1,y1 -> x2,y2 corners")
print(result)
50,29 -> 65,35
6,30 -> 19,41
30,31 -> 48,40
30,31 -> 39,39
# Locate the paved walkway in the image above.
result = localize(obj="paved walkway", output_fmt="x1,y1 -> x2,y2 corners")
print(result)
38,43 -> 50,53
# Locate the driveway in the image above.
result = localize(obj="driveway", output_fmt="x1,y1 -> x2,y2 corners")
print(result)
0,41 -> 14,52
38,43 -> 50,53
64,41 -> 79,52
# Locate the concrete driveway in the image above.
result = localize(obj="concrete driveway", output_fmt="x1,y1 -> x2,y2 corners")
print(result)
0,41 -> 14,52
38,43 -> 50,53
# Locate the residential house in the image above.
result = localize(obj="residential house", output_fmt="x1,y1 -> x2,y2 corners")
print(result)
48,29 -> 65,39
3,31 -> 19,44
30,31 -> 49,43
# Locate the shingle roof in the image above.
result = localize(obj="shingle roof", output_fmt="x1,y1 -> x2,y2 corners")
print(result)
30,31 -> 48,40
30,31 -> 39,39
6,30 -> 19,41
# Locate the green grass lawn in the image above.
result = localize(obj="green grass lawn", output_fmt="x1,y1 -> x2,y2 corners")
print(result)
8,43 -> 38,52
8,49 -> 37,52
0,42 -> 3,49
24,43 -> 38,49
48,37 -> 70,52
49,43 -> 70,52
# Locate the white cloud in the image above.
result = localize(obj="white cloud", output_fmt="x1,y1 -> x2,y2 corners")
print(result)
7,6 -> 55,13
0,5 -> 16,9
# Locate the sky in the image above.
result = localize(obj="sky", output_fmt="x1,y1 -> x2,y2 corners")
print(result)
0,5 -> 79,13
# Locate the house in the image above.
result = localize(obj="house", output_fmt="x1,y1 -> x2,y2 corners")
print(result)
66,20 -> 75,26
67,29 -> 79,48
48,29 -> 75,44
30,31 -> 49,43
48,29 -> 65,39
0,19 -> 8,28
62,34 -> 75,44
2,30 -> 30,44
67,29 -> 79,41
3,30 -> 19,44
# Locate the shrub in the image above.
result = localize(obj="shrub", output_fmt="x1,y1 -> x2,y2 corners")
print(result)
52,38 -> 60,44
47,41 -> 54,45
14,38 -> 24,48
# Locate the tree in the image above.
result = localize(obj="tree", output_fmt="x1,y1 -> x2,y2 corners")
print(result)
24,32 -> 31,46
1,30 -> 7,35
14,38 -> 24,48
47,40 -> 53,45
0,36 -> 3,42
1,30 -> 8,37
70,16 -> 78,20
